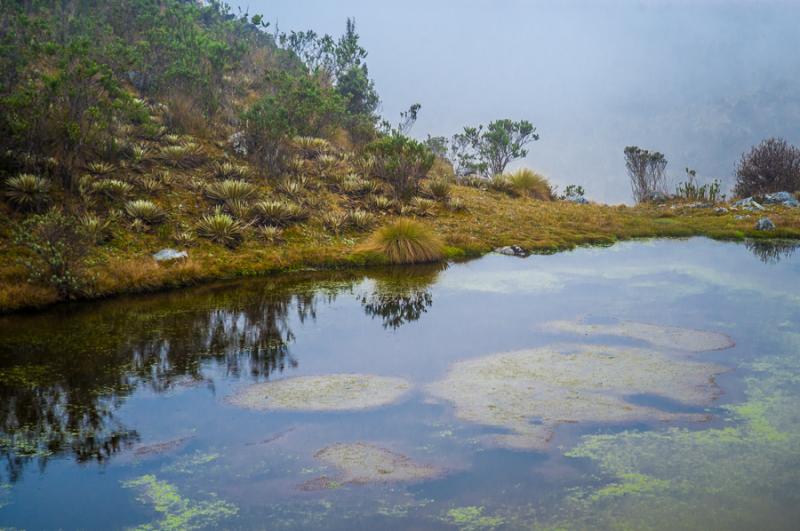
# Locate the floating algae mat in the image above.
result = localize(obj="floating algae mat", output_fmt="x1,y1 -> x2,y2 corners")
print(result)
544,319 -> 735,352
309,443 -> 442,486
428,344 -> 727,449
228,374 -> 411,411
1,239 -> 799,530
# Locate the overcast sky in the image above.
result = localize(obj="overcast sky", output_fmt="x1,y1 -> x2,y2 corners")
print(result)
237,0 -> 800,202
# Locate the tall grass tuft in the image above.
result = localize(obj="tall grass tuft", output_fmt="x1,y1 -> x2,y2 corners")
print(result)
503,168 -> 553,200
426,178 -> 451,202
5,174 -> 51,211
360,218 -> 444,264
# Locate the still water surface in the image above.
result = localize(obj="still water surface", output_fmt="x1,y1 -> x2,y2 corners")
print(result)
1,238 -> 799,530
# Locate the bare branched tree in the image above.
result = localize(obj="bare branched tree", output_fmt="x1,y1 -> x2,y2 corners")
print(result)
624,146 -> 668,202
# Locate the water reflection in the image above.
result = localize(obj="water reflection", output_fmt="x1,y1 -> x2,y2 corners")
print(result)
745,239 -> 800,264
0,268 -> 442,482
359,264 -> 444,329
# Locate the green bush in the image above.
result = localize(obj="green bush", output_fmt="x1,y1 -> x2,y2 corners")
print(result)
4,174 -> 51,211
13,210 -> 91,298
367,134 -> 435,201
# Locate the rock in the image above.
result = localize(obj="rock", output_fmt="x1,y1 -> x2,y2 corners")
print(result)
714,207 -> 729,214
126,70 -> 146,91
495,245 -> 528,257
152,248 -> 188,262
732,197 -> 765,211
643,191 -> 670,203
755,217 -> 776,231
228,131 -> 247,156
762,191 -> 799,208
734,215 -> 749,220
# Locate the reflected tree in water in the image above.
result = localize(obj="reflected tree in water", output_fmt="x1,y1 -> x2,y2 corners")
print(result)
0,274 -> 357,482
745,239 -> 800,264
360,264 -> 444,329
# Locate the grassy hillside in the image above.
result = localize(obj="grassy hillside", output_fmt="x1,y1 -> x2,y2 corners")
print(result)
1,0 -> 799,313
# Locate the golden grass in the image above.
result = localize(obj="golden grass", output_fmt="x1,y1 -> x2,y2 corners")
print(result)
359,218 -> 444,264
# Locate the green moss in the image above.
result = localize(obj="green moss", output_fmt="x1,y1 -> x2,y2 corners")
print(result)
122,474 -> 238,531
444,506 -> 505,530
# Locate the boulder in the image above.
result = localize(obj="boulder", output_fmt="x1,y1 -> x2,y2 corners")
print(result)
755,218 -> 776,231
714,207 -> 729,214
228,131 -> 248,156
732,197 -> 765,211
495,245 -> 528,257
643,191 -> 670,203
152,248 -> 188,262
762,191 -> 799,208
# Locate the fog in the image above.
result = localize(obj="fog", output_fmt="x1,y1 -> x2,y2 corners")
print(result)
238,0 -> 800,202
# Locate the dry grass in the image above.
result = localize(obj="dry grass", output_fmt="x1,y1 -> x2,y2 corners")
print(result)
359,218 -> 445,264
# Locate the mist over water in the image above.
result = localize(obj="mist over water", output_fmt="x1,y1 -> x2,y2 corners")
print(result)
241,0 -> 800,202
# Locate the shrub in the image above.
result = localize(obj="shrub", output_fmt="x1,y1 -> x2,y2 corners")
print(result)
211,161 -> 251,180
340,174 -> 378,196
560,184 -> 586,201
79,213 -> 113,244
675,168 -> 722,202
410,197 -> 437,216
224,199 -> 254,221
447,197 -> 467,212
13,210 -> 91,298
426,178 -> 451,202
367,134 -> 435,200
125,199 -> 166,226
278,177 -> 307,197
504,168 -> 553,200
196,208 -> 245,247
173,229 -> 196,247
205,179 -> 257,203
136,176 -> 163,194
320,211 -> 348,235
360,218 -> 444,264
292,136 -> 334,159
253,200 -> 307,226
734,138 -> 800,197
5,174 -> 51,211
257,226 -> 284,244
158,143 -> 207,169
369,195 -> 394,212
624,146 -> 668,203
347,208 -> 375,230
90,178 -> 134,201
86,162 -> 117,176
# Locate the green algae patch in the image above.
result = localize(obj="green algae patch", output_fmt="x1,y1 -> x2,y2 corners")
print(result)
444,506 -> 505,530
555,342 -> 800,530
311,443 -> 442,485
544,319 -> 734,352
160,451 -> 221,475
122,474 -> 238,530
427,344 -> 726,450
228,374 -> 411,412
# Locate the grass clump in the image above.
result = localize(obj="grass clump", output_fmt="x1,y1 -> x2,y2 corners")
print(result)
360,218 -> 444,264
89,178 -> 134,201
4,174 -> 51,211
210,161 -> 250,180
503,168 -> 553,200
426,178 -> 452,202
196,208 -> 245,247
204,179 -> 257,203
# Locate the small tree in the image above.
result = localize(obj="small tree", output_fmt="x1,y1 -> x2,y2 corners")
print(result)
14,210 -> 92,298
243,72 -> 345,174
451,119 -> 539,177
734,138 -> 800,197
367,133 -> 435,200
624,146 -> 668,203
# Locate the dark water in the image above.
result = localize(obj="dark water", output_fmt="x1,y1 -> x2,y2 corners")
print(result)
1,238 -> 799,530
